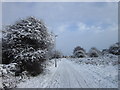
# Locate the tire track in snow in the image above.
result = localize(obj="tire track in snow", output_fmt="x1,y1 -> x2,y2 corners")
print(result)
17,58 -> 117,88
45,60 -> 71,88
44,61 -> 63,88
64,60 -> 89,88
45,59 -> 89,88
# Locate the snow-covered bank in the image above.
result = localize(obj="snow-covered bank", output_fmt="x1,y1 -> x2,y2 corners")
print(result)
17,59 -> 61,88
0,59 -> 61,88
68,54 -> 118,88
71,62 -> 118,88
70,54 -> 118,66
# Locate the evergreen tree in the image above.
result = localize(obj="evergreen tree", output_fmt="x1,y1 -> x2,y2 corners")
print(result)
2,16 -> 54,76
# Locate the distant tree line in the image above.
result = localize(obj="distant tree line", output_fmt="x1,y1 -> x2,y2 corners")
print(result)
72,42 -> 120,58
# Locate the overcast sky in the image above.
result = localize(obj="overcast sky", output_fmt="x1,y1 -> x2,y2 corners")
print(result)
2,2 -> 118,55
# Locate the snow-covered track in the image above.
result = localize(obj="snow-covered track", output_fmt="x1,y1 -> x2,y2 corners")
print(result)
17,58 -> 118,88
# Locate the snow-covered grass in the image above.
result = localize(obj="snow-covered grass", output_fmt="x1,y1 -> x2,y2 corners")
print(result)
68,54 -> 118,88
0,59 -> 58,88
69,54 -> 118,66
17,59 -> 61,88
1,54 -> 118,88
17,57 -> 118,88
72,63 -> 118,88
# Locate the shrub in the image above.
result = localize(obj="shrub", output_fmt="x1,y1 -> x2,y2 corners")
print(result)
109,42 -> 120,55
102,49 -> 109,55
2,16 -> 54,76
88,47 -> 101,57
73,46 -> 86,58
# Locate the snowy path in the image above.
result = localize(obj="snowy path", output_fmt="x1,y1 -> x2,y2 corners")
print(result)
45,59 -> 89,88
17,58 -> 117,88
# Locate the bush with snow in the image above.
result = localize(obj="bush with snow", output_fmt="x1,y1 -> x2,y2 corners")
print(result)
70,54 -> 118,66
2,16 -> 54,76
88,47 -> 101,57
102,49 -> 109,55
109,42 -> 120,55
73,46 -> 86,58
0,63 -> 18,88
0,63 -> 31,88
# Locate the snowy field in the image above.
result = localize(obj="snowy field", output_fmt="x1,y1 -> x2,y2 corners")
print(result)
17,57 -> 118,88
